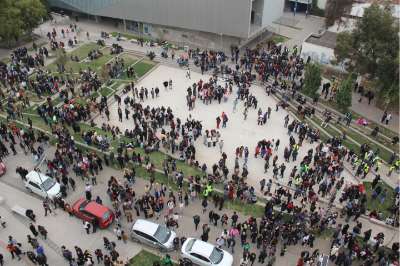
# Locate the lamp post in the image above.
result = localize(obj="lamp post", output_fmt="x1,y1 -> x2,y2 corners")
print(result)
384,100 -> 390,112
220,33 -> 223,51
293,0 -> 298,27
35,154 -> 56,216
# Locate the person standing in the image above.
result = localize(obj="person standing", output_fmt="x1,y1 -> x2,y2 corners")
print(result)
219,140 -> 224,154
193,215 -> 200,231
19,140 -> 27,155
385,113 -> 392,126
186,68 -> 191,79
83,221 -> 90,234
92,217 -> 99,233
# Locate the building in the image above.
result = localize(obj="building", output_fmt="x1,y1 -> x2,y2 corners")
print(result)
300,30 -> 343,70
51,0 -> 285,51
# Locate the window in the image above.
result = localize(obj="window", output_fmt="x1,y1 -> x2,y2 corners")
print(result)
185,239 -> 195,252
29,182 -> 41,190
163,30 -> 169,34
190,253 -> 209,262
153,226 -> 171,244
182,34 -> 188,39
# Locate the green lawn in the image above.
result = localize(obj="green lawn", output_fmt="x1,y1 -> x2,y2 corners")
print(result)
27,42 -> 48,52
42,43 -> 112,73
132,60 -> 158,80
0,58 -> 11,64
109,32 -> 150,43
128,250 -> 178,266
99,87 -> 114,97
362,182 -> 396,220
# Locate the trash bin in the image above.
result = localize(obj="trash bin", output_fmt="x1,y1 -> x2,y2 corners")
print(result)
184,46 -> 188,52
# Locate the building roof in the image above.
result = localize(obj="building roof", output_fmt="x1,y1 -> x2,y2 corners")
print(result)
305,31 -> 337,49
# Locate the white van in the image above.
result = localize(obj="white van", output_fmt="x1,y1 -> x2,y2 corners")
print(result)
24,171 -> 62,200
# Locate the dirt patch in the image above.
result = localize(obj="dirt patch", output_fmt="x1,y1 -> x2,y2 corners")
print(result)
0,34 -> 39,49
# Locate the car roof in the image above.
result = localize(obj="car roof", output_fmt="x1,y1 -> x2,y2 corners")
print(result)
132,219 -> 159,235
84,201 -> 109,217
186,238 -> 214,257
26,171 -> 49,183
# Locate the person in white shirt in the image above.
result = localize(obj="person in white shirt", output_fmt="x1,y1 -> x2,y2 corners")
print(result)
186,68 -> 191,79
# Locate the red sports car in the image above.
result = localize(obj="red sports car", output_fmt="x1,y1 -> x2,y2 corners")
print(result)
0,163 -> 6,176
72,199 -> 114,229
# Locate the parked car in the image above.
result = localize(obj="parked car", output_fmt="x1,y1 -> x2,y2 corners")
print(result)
130,219 -> 176,252
24,171 -> 61,200
181,238 -> 233,266
72,199 -> 114,229
0,163 -> 6,176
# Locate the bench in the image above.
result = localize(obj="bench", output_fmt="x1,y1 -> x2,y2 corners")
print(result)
116,37 -> 127,41
370,217 -> 398,230
12,205 -> 27,217
130,39 -> 138,43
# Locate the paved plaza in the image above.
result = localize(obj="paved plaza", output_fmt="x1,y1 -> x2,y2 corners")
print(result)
94,64 -> 358,205
0,13 -> 398,266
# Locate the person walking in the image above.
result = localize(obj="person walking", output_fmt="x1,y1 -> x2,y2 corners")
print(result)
0,216 -> 6,229
42,202 -> 52,216
186,68 -> 191,79
37,226 -> 48,240
193,215 -> 200,231
30,223 -> 39,237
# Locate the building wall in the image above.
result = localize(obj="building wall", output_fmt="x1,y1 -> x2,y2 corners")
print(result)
127,24 -> 240,52
252,0 -> 265,24
262,0 -> 285,28
317,0 -> 327,9
90,0 -> 252,38
326,18 -> 357,33
301,41 -> 343,70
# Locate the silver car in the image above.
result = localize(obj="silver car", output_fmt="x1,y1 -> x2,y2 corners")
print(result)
130,219 -> 176,252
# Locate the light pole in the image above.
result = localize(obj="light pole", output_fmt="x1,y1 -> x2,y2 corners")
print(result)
220,33 -> 223,51
293,0 -> 298,27
384,100 -> 390,112
35,154 -> 56,216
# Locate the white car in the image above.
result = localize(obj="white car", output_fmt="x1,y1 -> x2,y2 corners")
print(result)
181,238 -> 233,266
131,219 -> 176,252
24,171 -> 62,200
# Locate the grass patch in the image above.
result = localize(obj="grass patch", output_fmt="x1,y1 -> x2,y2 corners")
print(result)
43,43 -> 112,73
111,81 -> 129,90
132,60 -> 158,79
362,182 -> 395,220
27,42 -> 48,52
273,35 -> 291,44
99,87 -> 114,97
91,92 -> 100,99
0,58 -> 11,64
109,32 -> 150,43
128,250 -> 178,266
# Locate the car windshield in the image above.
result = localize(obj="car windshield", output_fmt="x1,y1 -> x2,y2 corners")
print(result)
101,210 -> 111,221
153,226 -> 171,244
209,247 -> 223,264
78,201 -> 90,212
40,178 -> 56,191
185,239 -> 196,252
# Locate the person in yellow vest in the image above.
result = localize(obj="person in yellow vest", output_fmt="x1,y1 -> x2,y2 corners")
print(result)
362,164 -> 370,179
395,158 -> 399,170
293,144 -> 299,151
364,153 -> 371,160
372,156 -> 379,166
374,160 -> 382,172
53,115 -> 58,125
388,164 -> 395,177
295,177 -> 301,186
304,165 -> 309,173
207,185 -> 213,198
19,100 -> 25,110
352,156 -> 359,170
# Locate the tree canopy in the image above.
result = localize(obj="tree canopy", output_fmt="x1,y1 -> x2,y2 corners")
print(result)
336,76 -> 353,112
303,60 -> 322,97
0,0 -> 23,48
12,0 -> 46,40
324,0 -> 355,29
333,2 -> 399,100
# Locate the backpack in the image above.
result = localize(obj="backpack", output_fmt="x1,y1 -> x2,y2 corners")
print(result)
111,241 -> 116,247
66,251 -> 72,260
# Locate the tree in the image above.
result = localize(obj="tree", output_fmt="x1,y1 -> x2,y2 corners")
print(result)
333,2 -> 399,100
336,76 -> 353,112
12,0 -> 46,40
53,49 -> 67,73
324,0 -> 355,29
39,0 -> 51,17
76,27 -> 84,42
0,0 -> 23,48
303,60 -> 322,97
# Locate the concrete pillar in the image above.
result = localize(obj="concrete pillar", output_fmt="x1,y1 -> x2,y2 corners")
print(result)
95,16 -> 102,22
